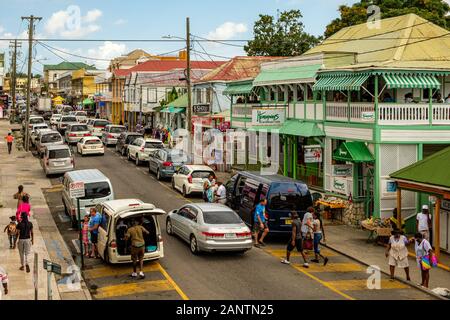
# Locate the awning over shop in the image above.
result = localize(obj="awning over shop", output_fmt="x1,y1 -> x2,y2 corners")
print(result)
313,74 -> 370,91
165,94 -> 188,109
82,98 -> 94,105
248,126 -> 282,132
253,64 -> 322,87
382,74 -> 440,89
279,120 -> 325,137
52,96 -> 64,103
333,141 -> 374,163
223,82 -> 254,95
160,107 -> 184,113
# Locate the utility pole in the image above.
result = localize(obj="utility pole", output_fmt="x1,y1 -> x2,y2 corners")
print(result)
186,17 -> 192,134
22,15 -> 42,152
9,40 -> 21,119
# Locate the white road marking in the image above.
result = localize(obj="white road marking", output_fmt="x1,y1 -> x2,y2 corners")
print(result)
58,214 -> 71,222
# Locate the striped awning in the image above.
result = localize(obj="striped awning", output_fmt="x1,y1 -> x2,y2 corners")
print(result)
313,74 -> 369,91
382,74 -> 440,89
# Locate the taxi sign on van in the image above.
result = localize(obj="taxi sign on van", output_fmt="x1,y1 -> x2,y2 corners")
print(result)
69,181 -> 85,198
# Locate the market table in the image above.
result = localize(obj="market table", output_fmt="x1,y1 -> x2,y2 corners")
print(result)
315,199 -> 347,222
361,220 -> 392,244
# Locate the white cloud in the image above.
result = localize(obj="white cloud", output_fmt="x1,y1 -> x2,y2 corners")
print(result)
87,41 -> 128,69
114,19 -> 127,26
45,6 -> 102,38
207,22 -> 248,40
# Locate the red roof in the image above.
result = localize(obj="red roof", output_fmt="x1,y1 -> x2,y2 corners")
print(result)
128,60 -> 226,73
113,69 -> 132,77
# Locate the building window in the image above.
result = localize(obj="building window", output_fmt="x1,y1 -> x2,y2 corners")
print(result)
206,88 -> 212,104
196,89 -> 202,104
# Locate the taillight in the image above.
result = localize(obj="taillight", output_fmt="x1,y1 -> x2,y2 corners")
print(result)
84,133 -> 91,137
69,133 -> 76,137
236,232 -> 252,238
71,158 -> 74,165
162,161 -> 173,167
187,175 -> 193,184
108,134 -> 114,138
109,241 -> 117,248
202,232 -> 225,239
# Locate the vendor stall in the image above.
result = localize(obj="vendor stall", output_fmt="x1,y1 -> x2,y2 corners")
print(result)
361,217 -> 393,244
315,197 -> 347,222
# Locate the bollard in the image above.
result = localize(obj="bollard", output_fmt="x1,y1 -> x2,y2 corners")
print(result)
33,252 -> 38,300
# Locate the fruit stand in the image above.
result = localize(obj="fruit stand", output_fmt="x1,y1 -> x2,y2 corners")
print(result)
315,198 -> 347,222
361,218 -> 393,244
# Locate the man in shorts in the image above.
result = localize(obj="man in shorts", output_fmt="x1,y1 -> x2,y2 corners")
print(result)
253,198 -> 269,248
88,208 -> 102,258
125,217 -> 149,279
281,211 -> 309,268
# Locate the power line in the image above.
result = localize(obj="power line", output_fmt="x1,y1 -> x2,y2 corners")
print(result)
191,34 -> 245,48
0,38 -> 252,42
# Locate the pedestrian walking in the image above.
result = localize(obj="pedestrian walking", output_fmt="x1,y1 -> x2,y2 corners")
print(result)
416,205 -> 432,242
13,185 -> 28,209
124,217 -> 149,279
16,212 -> 34,273
414,232 -> 435,288
81,215 -> 90,257
301,207 -> 315,251
253,198 -> 269,248
3,216 -> 18,249
311,211 -> 329,266
0,266 -> 9,300
385,229 -> 411,281
16,194 -> 31,222
4,132 -> 14,154
215,181 -> 227,204
281,211 -> 309,268
88,208 -> 102,259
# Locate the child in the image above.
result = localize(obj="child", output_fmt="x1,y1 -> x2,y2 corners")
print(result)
3,216 -> 18,249
16,195 -> 31,222
81,215 -> 91,257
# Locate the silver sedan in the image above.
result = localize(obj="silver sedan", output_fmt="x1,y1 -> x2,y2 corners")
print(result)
166,203 -> 253,254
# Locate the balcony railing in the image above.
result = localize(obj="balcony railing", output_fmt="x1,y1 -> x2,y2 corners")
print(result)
326,102 -> 375,123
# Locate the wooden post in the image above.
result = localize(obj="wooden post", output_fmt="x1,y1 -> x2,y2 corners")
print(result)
434,197 -> 441,260
396,187 -> 402,230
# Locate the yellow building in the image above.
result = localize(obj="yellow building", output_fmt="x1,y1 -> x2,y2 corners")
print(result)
71,69 -> 104,106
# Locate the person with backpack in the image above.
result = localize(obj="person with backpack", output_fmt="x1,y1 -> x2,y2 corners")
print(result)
16,212 -> 34,273
3,216 -> 18,249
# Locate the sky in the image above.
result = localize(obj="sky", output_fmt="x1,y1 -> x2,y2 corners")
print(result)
0,0 -> 448,73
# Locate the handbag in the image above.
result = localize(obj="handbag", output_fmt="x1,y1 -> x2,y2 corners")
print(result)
421,255 -> 432,271
430,253 -> 438,268
303,238 -> 313,250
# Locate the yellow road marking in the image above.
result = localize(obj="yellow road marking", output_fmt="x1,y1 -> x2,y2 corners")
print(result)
157,263 -> 189,300
303,263 -> 364,273
83,263 -> 160,279
94,279 -> 174,299
266,248 -> 338,258
326,279 -> 409,291
291,264 -> 355,300
44,185 -> 64,193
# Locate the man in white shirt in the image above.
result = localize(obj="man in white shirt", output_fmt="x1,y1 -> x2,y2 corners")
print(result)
0,266 -> 9,300
215,182 -> 227,205
416,205 -> 432,241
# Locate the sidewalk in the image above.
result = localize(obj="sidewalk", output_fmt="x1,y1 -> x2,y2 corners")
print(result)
323,224 -> 450,294
0,119 -> 91,300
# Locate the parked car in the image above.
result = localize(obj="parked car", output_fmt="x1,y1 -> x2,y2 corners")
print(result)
64,123 -> 91,144
148,149 -> 191,180
36,130 -> 63,155
42,111 -> 53,121
127,138 -> 164,166
97,199 -> 165,264
62,169 -> 114,228
24,116 -> 45,131
101,125 -> 126,146
77,136 -> 104,156
115,132 -> 143,156
30,124 -> 50,146
57,115 -> 78,134
50,114 -> 62,127
172,165 -> 215,197
225,171 -> 313,234
87,119 -> 110,137
166,203 -> 252,254
41,145 -> 74,177
74,111 -> 88,123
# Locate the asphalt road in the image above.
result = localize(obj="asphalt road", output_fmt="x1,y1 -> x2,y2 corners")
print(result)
41,143 -> 437,300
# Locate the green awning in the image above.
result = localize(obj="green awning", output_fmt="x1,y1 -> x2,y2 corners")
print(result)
333,142 -> 374,163
165,94 -> 188,108
248,126 -> 281,132
82,98 -> 94,105
253,64 -> 322,87
153,106 -> 164,112
160,107 -> 185,113
313,74 -> 369,91
279,120 -> 325,137
223,82 -> 254,96
383,74 -> 440,89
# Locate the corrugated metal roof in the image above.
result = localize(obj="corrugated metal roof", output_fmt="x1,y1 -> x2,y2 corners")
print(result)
129,60 -> 226,73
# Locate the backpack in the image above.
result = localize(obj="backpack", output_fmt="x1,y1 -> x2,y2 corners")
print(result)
7,223 -> 17,234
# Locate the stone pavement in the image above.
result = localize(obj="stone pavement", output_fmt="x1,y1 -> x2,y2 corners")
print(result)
323,224 -> 450,296
0,119 -> 91,300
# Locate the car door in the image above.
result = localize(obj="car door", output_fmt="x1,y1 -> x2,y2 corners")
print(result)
239,179 -> 260,226
177,206 -> 197,241
97,207 -> 110,259
128,138 -> 140,158
175,166 -> 187,190
171,207 -> 187,237
148,151 -> 157,173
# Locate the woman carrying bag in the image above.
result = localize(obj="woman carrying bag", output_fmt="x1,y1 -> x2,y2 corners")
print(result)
414,232 -> 437,288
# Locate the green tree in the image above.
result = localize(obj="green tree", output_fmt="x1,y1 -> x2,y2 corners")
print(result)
245,10 -> 320,56
159,87 -> 179,107
325,0 -> 450,38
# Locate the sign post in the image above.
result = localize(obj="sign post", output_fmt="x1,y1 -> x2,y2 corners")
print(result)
43,259 -> 61,301
69,182 -> 85,270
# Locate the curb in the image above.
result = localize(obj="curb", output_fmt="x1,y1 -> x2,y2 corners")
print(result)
322,243 -> 448,301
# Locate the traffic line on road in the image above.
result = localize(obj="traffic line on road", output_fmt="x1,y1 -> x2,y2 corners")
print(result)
156,263 -> 189,300
325,279 -> 409,291
83,263 -> 160,279
265,248 -> 338,258
304,262 -> 364,273
94,279 -> 174,299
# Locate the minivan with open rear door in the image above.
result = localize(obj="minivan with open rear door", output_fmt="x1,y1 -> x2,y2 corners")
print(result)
97,199 -> 165,264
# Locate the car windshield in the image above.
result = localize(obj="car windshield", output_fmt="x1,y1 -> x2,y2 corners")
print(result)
202,211 -> 242,225
94,121 -> 109,127
41,134 -> 61,143
48,149 -> 70,159
191,171 -> 213,179
126,135 -> 141,143
76,112 -> 87,116
145,142 -> 163,149
34,126 -> 48,130
110,127 -> 126,134
70,125 -> 88,132
168,150 -> 190,163
30,118 -> 44,124
85,139 -> 102,145
62,117 -> 77,122
268,183 -> 312,211
80,182 -> 111,200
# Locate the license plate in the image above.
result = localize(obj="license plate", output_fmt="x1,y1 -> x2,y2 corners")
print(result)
225,233 -> 236,239
285,219 -> 292,225
53,162 -> 65,166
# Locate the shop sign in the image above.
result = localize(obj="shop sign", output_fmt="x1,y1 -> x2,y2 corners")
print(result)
331,177 -> 348,195
252,109 -> 285,126
333,164 -> 353,177
385,180 -> 397,193
304,145 -> 322,163
193,104 -> 210,113
361,111 -> 375,121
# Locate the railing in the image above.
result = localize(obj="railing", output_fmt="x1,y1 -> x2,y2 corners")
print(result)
232,104 -> 252,118
349,103 -> 375,123
432,104 -> 450,125
378,103 -> 429,125
326,102 -> 348,121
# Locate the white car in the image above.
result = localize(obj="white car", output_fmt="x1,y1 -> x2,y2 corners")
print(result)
50,114 -> 62,127
102,125 -> 127,146
77,136 -> 105,156
87,119 -> 110,137
57,115 -> 78,133
30,124 -> 50,146
74,111 -> 88,124
172,165 -> 215,197
127,138 -> 164,166
25,116 -> 45,131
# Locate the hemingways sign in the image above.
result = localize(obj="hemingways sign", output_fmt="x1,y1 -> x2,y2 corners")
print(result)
252,108 -> 285,126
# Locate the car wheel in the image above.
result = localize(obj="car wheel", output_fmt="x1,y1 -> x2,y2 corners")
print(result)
166,219 -> 174,236
190,235 -> 199,255
156,169 -> 162,181
127,150 -> 132,161
182,185 -> 187,198
135,155 -> 140,166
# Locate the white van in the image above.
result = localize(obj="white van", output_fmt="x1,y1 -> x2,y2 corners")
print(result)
97,199 -> 165,264
62,169 -> 114,228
